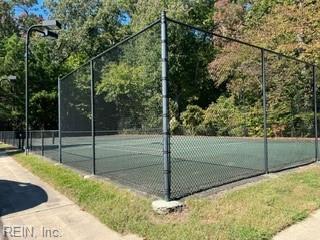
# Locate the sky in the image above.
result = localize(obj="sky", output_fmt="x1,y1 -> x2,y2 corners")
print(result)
13,0 -> 131,24
14,0 -> 50,19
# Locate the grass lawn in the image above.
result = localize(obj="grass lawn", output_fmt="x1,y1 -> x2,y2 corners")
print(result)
4,148 -> 320,240
0,143 -> 11,149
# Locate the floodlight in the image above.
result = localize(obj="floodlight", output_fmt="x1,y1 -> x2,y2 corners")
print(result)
43,28 -> 59,39
8,75 -> 17,81
42,20 -> 62,30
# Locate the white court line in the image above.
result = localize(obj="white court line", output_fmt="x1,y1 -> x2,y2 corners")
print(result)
95,144 -> 161,156
63,139 -> 257,157
64,142 -> 160,156
70,142 -> 252,153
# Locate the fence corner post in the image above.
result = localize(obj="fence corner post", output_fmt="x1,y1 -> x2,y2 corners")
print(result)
261,49 -> 269,173
90,60 -> 96,175
58,76 -> 62,164
161,11 -> 171,201
313,65 -> 318,162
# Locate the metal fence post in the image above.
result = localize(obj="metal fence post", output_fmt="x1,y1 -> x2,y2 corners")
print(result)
313,65 -> 318,162
90,60 -> 96,175
13,131 -> 16,147
58,77 -> 62,164
261,49 -> 269,173
18,133 -> 21,149
30,131 -> 33,151
161,11 -> 171,201
21,133 -> 25,150
52,131 -> 55,144
41,130 -> 44,156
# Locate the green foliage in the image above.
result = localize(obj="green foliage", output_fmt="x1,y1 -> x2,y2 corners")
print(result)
170,116 -> 183,135
0,0 -> 318,140
209,0 -> 319,138
29,90 -> 57,129
45,0 -> 130,59
244,0 -> 296,26
0,1 -> 17,39
180,105 -> 205,135
204,96 -> 244,136
129,0 -> 215,31
168,24 -> 218,111
97,62 -> 161,129
0,34 -> 24,129
98,63 -> 147,103
176,97 -> 264,137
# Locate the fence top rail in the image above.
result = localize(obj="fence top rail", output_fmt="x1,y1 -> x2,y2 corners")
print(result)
59,19 -> 161,82
166,17 -> 316,67
29,130 -> 59,132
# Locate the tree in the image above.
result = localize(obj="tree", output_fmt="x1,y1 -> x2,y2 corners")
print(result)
45,0 -> 131,62
209,0 -> 317,137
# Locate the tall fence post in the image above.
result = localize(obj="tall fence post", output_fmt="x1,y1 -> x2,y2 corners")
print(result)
18,132 -> 21,149
261,49 -> 269,173
58,77 -> 62,164
13,132 -> 15,147
90,60 -> 96,175
41,130 -> 44,156
161,11 -> 171,201
30,131 -> 33,151
313,65 -> 318,162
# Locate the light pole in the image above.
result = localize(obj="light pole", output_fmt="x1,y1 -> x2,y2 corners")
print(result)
25,20 -> 61,154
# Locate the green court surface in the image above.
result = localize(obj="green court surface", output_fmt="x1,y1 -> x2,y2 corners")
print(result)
30,134 -> 316,199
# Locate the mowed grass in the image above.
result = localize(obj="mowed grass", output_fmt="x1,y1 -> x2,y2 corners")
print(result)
6,149 -> 320,240
0,143 -> 11,149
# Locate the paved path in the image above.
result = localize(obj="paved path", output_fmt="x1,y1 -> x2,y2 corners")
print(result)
273,210 -> 320,240
0,152 -> 140,240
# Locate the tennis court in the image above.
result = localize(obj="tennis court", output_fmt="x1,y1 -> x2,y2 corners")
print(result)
1,15 -> 317,200
29,132 -> 315,199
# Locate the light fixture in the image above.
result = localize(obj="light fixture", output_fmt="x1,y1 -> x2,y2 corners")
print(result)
42,20 -> 62,30
43,28 -> 59,39
7,75 -> 17,81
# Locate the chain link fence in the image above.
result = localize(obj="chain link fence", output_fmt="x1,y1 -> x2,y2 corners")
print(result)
167,20 -> 266,199
1,13 -> 319,200
0,131 -> 23,149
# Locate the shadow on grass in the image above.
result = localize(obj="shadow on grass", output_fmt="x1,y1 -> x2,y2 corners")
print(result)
0,149 -> 23,158
0,146 -> 17,152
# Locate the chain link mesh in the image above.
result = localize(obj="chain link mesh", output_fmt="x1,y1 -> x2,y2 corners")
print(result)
93,23 -> 163,195
1,17 -> 318,200
60,63 -> 92,172
168,21 -> 265,198
0,131 -> 22,149
265,52 -> 315,171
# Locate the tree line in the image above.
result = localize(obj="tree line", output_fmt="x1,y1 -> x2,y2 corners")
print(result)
0,0 -> 319,138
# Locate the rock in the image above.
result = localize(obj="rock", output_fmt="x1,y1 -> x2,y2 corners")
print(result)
84,175 -> 94,179
152,200 -> 184,215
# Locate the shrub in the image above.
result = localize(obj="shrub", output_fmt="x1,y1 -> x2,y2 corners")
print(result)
170,116 -> 183,135
180,105 -> 205,135
204,96 -> 244,136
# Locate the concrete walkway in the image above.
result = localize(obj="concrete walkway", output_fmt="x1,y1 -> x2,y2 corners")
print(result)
0,152 -> 140,240
273,210 -> 320,240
